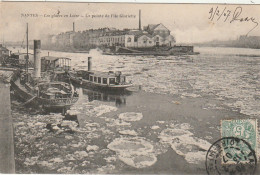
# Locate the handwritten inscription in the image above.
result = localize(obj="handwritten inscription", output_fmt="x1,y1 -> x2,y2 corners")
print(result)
209,6 -> 259,35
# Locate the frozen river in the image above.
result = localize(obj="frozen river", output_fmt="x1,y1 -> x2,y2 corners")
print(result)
10,46 -> 260,173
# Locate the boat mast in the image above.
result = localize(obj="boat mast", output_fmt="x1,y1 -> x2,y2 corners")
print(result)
26,23 -> 29,76
2,34 -> 4,47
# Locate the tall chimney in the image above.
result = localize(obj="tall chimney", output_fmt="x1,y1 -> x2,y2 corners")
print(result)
73,22 -> 75,32
33,40 -> 41,78
88,57 -> 92,71
139,10 -> 141,31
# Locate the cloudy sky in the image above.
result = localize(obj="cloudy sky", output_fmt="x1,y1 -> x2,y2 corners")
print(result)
1,2 -> 260,43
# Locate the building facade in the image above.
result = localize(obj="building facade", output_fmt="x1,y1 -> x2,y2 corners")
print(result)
44,23 -> 176,49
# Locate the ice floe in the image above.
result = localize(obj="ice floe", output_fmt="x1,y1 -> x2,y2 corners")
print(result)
57,167 -> 73,173
24,156 -> 39,166
71,143 -> 81,148
86,145 -> 99,152
88,104 -> 118,117
74,151 -> 88,159
97,164 -> 116,173
104,156 -> 117,163
151,125 -> 160,130
119,129 -> 138,136
118,112 -> 143,122
159,125 -> 211,164
66,109 -> 81,115
50,157 -> 63,163
38,160 -> 54,168
61,120 -> 78,128
156,120 -> 165,124
107,137 -> 157,168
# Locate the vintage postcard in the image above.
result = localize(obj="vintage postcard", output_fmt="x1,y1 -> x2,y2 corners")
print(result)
0,2 -> 260,174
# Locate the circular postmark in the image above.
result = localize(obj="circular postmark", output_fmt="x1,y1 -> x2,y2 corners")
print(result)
206,137 -> 257,175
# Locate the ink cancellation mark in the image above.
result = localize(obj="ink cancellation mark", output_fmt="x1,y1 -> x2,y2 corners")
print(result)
205,137 -> 257,175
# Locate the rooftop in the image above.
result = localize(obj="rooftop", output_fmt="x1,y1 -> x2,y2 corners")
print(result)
12,53 -> 33,55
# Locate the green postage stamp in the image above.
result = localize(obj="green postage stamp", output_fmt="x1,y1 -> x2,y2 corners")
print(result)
221,119 -> 258,164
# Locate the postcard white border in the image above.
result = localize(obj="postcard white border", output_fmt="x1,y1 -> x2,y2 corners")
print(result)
1,0 -> 260,5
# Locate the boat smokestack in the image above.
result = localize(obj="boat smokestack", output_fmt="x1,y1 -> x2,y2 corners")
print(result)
33,40 -> 41,78
139,9 -> 141,30
88,57 -> 92,71
73,22 -> 75,32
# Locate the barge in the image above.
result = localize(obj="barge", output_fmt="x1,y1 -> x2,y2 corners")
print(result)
103,45 -> 199,56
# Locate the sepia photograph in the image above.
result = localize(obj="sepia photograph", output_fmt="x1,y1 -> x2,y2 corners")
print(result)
0,2 -> 260,174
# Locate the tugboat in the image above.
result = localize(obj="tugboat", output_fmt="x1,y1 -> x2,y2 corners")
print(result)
10,24 -> 78,110
69,57 -> 132,92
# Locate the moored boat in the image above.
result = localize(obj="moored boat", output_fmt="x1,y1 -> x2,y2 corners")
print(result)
10,35 -> 79,110
11,71 -> 79,109
69,57 -> 132,92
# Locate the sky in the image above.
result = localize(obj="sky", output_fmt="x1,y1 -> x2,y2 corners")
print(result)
1,2 -> 260,43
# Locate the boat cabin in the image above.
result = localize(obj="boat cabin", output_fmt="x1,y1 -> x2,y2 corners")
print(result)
77,70 -> 127,85
41,56 -> 71,72
10,52 -> 34,67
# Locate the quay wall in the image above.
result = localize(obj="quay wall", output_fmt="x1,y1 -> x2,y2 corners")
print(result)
0,82 -> 15,173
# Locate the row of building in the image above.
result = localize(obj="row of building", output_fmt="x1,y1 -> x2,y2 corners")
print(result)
43,23 -> 176,49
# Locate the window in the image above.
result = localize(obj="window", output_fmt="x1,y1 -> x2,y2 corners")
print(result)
94,77 -> 97,82
156,37 -> 159,41
127,37 -> 131,42
98,77 -> 101,83
109,78 -> 116,84
103,78 -> 107,84
149,41 -> 152,44
90,76 -> 93,82
143,40 -> 147,44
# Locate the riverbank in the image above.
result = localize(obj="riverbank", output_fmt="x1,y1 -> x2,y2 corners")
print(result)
11,89 -> 258,174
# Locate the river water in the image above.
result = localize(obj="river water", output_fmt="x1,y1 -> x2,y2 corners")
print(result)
10,46 -> 260,173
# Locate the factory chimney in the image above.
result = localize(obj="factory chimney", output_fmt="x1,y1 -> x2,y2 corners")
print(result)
73,22 -> 75,32
88,57 -> 92,71
33,40 -> 41,78
139,10 -> 141,31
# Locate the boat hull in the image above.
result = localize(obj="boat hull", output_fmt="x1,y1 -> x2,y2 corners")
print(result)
10,78 -> 79,109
